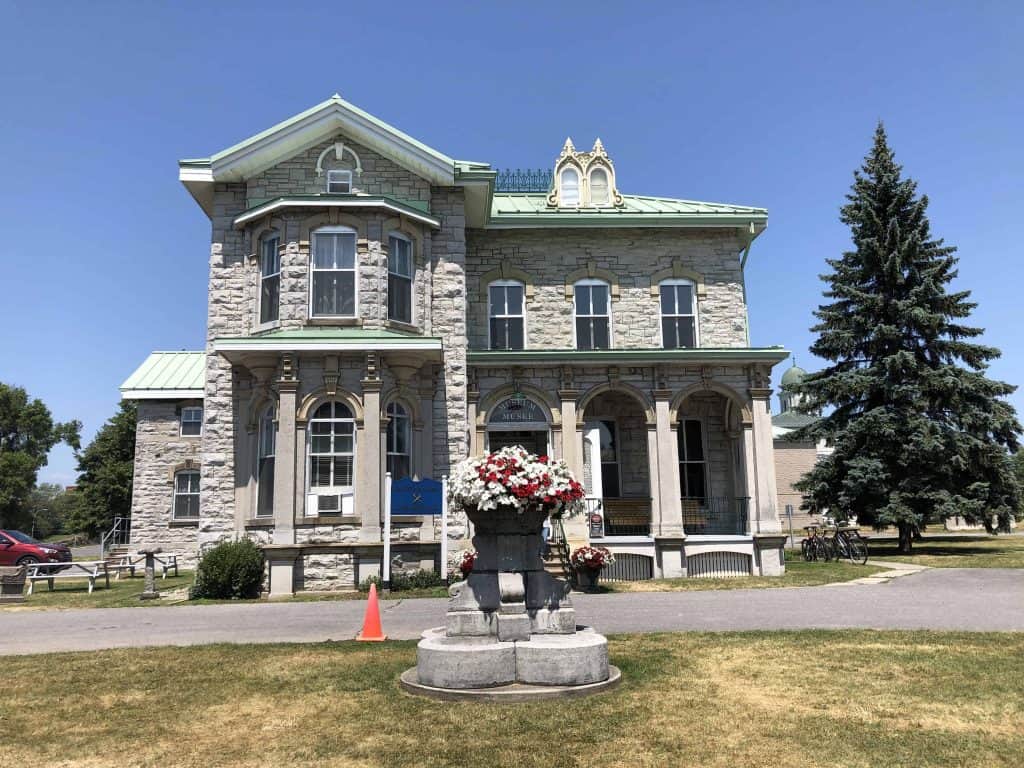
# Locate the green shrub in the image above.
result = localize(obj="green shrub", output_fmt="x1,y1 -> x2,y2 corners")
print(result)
358,568 -> 444,592
192,539 -> 264,600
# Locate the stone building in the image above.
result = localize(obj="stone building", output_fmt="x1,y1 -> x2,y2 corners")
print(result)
121,94 -> 790,593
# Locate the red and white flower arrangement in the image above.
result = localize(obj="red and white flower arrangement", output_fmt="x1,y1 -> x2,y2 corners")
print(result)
570,546 -> 615,571
449,445 -> 585,513
458,549 -> 477,577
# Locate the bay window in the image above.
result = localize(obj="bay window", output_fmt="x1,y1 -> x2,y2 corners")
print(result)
387,234 -> 413,324
259,230 -> 280,325
310,227 -> 357,317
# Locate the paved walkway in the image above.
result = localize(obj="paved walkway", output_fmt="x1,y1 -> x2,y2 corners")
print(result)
1,568 -> 1021,656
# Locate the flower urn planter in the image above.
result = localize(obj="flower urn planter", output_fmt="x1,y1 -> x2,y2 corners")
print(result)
575,566 -> 601,592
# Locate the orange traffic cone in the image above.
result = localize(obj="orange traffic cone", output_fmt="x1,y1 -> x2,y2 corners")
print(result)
356,582 -> 387,641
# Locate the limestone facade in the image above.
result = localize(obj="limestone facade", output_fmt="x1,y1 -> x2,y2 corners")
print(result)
123,96 -> 787,590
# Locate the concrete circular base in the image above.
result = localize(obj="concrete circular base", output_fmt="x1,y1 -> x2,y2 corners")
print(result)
400,665 -> 622,703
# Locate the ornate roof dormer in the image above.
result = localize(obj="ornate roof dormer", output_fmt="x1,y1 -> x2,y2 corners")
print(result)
547,137 -> 623,208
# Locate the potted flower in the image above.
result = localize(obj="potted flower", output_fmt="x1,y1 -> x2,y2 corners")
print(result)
448,446 -> 585,570
570,546 -> 615,591
457,549 -> 477,579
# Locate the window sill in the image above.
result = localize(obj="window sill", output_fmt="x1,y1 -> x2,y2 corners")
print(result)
384,319 -> 421,334
169,519 -> 200,528
255,321 -> 281,334
245,518 -> 275,528
305,317 -> 362,327
298,515 -> 362,525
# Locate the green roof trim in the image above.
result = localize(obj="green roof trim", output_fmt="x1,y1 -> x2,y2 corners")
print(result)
486,193 -> 767,229
214,327 -> 443,353
468,347 -> 789,365
772,411 -> 820,430
120,351 -> 205,399
232,195 -> 440,229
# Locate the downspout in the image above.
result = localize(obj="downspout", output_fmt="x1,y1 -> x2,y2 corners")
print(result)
739,221 -> 755,347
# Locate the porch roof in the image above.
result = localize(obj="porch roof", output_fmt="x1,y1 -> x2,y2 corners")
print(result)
232,194 -> 441,229
120,351 -> 205,400
213,328 -> 443,355
467,347 -> 790,365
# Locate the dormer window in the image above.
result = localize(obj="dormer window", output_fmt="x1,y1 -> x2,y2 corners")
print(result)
590,168 -> 610,206
326,169 -> 352,194
560,168 -> 580,206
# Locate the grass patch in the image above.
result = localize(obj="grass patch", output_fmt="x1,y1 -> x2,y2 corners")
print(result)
869,535 -> 1024,568
0,574 -> 195,610
1,631 -> 1021,767
604,555 -> 884,592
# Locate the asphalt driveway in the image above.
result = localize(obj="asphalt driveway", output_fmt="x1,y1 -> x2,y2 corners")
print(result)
1,568 -> 1021,656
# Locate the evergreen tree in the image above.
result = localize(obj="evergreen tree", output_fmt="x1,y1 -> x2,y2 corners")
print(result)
792,125 -> 1021,553
66,401 -> 137,536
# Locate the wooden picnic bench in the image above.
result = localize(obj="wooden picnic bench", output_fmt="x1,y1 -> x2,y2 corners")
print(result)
108,553 -> 180,580
25,560 -> 110,594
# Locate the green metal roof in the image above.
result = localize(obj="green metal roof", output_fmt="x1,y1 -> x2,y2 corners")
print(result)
468,347 -> 789,365
214,327 -> 443,354
487,193 -> 768,229
120,352 -> 205,399
232,195 -> 439,229
781,365 -> 808,386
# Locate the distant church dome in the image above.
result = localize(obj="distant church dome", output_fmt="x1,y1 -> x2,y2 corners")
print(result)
781,365 -> 807,387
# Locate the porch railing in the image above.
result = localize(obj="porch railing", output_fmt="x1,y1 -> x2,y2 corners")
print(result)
682,497 -> 749,536
602,497 -> 652,536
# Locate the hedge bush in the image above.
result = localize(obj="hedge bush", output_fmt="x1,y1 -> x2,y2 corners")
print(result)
192,539 -> 264,600
358,568 -> 444,592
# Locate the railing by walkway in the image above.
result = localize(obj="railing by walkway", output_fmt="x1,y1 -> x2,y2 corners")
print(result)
682,497 -> 750,536
100,516 -> 131,559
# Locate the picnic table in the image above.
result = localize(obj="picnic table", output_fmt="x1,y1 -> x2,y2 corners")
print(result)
26,560 -> 110,594
108,553 -> 180,580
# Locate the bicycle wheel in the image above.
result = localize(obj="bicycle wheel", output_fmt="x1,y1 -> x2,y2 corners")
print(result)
813,537 -> 830,562
834,535 -> 851,561
801,539 -> 812,561
848,537 -> 869,565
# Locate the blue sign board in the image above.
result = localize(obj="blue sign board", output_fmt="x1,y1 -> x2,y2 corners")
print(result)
391,476 -> 443,516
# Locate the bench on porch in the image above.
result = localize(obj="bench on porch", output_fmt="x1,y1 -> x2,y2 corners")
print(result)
603,498 -> 652,536
25,561 -> 110,595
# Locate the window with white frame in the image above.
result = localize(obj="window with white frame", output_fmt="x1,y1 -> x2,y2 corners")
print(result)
386,402 -> 411,480
598,420 -> 622,497
180,406 -> 203,436
589,168 -> 610,206
326,169 -> 352,194
560,167 -> 580,206
310,227 -> 357,317
574,279 -> 611,350
387,234 -> 413,324
259,231 -> 280,325
307,401 -> 355,514
256,407 -> 275,518
172,469 -> 200,519
488,280 -> 525,350
678,419 -> 707,499
660,279 -> 697,349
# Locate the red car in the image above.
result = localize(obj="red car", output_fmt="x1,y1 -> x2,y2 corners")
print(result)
0,530 -> 72,567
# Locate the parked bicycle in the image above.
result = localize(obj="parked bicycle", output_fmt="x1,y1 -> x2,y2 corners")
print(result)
800,525 -> 832,562
824,525 -> 869,564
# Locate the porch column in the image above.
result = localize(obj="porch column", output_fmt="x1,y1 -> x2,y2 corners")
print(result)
418,366 -> 435,478
739,423 -> 758,532
559,389 -> 587,544
749,387 -> 781,533
272,357 -> 298,546
467,393 -> 480,456
358,355 -> 383,542
653,392 -> 682,536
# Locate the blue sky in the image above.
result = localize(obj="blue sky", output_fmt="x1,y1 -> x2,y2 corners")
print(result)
1,1 -> 1021,485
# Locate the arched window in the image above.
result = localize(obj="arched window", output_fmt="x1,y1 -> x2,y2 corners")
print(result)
259,230 -> 280,325
573,279 -> 611,350
387,233 -> 413,324
173,469 -> 200,520
486,395 -> 550,455
488,279 -> 525,350
386,402 -> 411,480
307,401 -> 356,515
660,279 -> 698,349
560,167 -> 580,206
310,226 -> 357,318
256,407 -> 275,517
589,168 -> 610,206
489,396 -> 547,426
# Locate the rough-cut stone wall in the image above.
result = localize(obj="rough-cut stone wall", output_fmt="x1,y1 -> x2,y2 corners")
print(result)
200,182 -> 248,553
465,228 -> 748,349
246,137 -> 432,207
128,401 -> 202,565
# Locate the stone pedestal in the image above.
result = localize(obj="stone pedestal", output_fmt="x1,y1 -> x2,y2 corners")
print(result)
405,504 -> 616,700
0,566 -> 26,604
137,547 -> 161,600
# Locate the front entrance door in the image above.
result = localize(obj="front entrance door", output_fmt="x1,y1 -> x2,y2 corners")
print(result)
487,429 -> 549,456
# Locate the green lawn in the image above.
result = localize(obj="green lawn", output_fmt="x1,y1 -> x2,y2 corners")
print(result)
2,631 -> 1021,767
0,574 -> 195,610
868,534 -> 1024,568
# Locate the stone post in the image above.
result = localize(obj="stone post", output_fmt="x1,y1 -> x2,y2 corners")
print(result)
653,392 -> 682,536
739,422 -> 758,532
273,356 -> 299,546
359,354 -> 383,542
138,547 -> 161,600
749,387 -> 781,533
